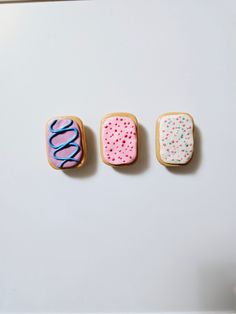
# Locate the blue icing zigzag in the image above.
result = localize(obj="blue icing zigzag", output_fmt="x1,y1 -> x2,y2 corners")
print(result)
48,119 -> 81,168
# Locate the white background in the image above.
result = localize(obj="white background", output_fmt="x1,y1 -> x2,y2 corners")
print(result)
0,0 -> 236,312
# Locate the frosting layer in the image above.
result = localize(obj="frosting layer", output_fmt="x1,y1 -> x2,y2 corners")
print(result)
102,115 -> 137,165
47,118 -> 83,169
159,113 -> 194,164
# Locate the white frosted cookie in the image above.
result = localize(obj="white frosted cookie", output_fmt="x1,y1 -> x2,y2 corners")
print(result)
156,112 -> 194,166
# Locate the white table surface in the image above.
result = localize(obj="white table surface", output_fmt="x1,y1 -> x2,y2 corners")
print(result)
0,0 -> 236,312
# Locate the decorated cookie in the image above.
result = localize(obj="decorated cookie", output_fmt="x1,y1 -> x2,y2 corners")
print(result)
100,113 -> 138,166
46,116 -> 87,169
156,112 -> 194,166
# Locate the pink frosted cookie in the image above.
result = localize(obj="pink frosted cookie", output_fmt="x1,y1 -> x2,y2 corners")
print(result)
46,116 -> 87,170
156,112 -> 194,166
100,113 -> 138,166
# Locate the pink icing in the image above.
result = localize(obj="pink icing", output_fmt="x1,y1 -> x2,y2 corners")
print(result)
47,119 -> 83,169
102,116 -> 137,165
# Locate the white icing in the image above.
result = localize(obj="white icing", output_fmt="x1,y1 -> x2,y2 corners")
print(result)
159,113 -> 194,164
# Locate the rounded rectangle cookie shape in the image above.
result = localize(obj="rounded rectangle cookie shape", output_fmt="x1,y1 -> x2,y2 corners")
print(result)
100,113 -> 138,166
156,112 -> 194,166
46,116 -> 87,169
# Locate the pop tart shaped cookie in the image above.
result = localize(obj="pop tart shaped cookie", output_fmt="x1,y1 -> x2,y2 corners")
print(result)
156,112 -> 194,166
46,116 -> 87,170
100,113 -> 138,166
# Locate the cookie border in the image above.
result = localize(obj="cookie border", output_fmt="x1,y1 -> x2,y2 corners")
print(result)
156,112 -> 195,167
46,116 -> 87,170
100,112 -> 139,167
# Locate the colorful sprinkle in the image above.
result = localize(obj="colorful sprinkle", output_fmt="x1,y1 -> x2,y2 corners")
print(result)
159,114 -> 193,164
